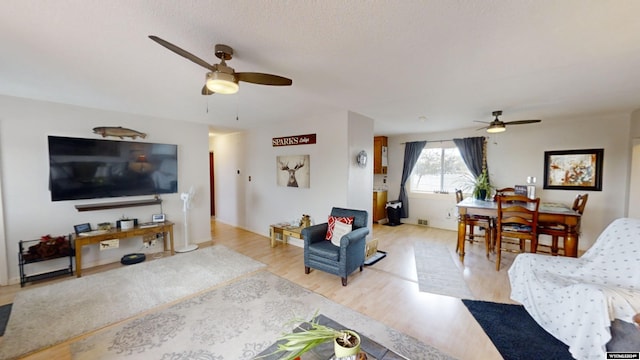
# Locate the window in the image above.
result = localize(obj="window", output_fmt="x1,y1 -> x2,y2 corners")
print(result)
409,145 -> 472,194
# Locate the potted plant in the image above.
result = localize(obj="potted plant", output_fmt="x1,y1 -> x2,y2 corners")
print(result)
467,170 -> 492,200
260,313 -> 361,359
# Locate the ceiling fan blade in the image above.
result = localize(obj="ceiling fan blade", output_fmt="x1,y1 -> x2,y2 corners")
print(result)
237,72 -> 292,86
476,126 -> 489,131
149,35 -> 214,71
201,85 -> 215,96
504,119 -> 542,125
474,120 -> 491,124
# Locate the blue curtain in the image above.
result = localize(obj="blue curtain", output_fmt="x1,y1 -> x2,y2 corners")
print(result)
398,141 -> 426,218
453,137 -> 485,178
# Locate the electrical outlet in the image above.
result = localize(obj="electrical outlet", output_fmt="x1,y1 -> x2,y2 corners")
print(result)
150,239 -> 157,247
143,241 -> 149,248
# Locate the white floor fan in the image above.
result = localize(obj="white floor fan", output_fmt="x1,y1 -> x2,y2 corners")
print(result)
176,186 -> 198,253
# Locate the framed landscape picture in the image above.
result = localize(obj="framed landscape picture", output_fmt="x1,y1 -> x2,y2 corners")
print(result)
543,148 -> 603,191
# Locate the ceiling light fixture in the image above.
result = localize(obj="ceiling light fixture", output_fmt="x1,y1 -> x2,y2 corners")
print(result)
205,72 -> 239,94
486,123 -> 506,133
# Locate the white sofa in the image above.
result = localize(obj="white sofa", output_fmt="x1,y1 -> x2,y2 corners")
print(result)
509,218 -> 640,360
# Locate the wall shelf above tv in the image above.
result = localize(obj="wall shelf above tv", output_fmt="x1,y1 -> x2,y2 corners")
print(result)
75,198 -> 162,212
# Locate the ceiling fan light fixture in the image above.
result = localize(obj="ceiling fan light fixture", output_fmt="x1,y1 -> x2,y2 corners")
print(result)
205,72 -> 239,94
486,123 -> 506,133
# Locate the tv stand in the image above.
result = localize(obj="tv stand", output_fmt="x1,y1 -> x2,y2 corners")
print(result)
75,198 -> 162,212
74,221 -> 174,277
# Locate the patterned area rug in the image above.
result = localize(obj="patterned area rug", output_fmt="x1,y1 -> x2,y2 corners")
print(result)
414,242 -> 474,299
0,245 -> 266,360
71,271 -> 456,360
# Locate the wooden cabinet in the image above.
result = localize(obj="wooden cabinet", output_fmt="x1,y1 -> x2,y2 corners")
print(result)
374,136 -> 388,174
373,191 -> 388,223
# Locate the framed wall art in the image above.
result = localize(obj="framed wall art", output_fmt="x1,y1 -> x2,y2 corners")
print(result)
543,148 -> 603,191
276,155 -> 310,188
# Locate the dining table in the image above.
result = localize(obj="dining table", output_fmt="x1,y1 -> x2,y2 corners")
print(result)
455,197 -> 582,263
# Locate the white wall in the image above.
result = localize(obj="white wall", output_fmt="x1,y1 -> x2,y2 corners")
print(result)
211,110 -> 374,246
0,95 -> 211,285
386,113 -> 631,251
347,111 -> 375,227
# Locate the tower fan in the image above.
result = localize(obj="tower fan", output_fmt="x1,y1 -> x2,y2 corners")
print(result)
176,186 -> 198,253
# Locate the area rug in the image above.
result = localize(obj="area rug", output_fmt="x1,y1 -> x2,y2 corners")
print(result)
0,303 -> 11,336
0,245 -> 266,360
70,271 -> 456,360
462,299 -> 573,360
414,242 -> 474,299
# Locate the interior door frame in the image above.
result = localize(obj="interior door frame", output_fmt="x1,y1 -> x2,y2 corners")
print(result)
209,151 -> 215,217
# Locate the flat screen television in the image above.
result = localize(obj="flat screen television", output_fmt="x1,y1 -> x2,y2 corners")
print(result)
48,136 -> 178,201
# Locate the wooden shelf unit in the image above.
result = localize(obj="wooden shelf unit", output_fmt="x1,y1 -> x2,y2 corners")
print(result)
75,198 -> 162,212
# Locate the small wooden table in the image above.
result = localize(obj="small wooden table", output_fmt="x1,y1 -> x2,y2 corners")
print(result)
74,221 -> 174,277
269,223 -> 303,247
456,198 -> 581,262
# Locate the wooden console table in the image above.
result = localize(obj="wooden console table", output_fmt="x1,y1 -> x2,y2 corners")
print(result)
74,221 -> 174,277
269,223 -> 303,247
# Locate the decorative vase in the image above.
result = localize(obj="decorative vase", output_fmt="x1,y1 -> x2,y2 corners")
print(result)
475,189 -> 487,200
334,330 -> 361,358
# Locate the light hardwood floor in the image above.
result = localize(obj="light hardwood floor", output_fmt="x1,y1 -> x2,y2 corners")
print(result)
1,220 -> 522,360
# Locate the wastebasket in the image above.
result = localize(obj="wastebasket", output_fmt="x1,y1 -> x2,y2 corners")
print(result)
385,201 -> 402,226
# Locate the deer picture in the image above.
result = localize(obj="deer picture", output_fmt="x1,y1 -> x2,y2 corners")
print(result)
279,158 -> 306,187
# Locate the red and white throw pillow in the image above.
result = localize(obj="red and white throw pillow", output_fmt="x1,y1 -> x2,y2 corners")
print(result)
325,215 -> 355,240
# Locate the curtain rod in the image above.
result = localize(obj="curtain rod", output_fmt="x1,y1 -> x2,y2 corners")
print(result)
399,138 -> 454,145
399,136 -> 486,145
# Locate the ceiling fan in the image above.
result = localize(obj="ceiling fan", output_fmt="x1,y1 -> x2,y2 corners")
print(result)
148,35 -> 292,95
476,110 -> 541,133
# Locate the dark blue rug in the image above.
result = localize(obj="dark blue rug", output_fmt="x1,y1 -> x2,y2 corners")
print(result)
0,303 -> 12,336
462,299 -> 573,360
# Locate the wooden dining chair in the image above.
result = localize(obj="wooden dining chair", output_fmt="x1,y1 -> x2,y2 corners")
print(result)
485,187 -> 517,252
536,194 -> 588,256
493,187 -> 515,200
494,195 -> 540,271
455,190 -> 493,255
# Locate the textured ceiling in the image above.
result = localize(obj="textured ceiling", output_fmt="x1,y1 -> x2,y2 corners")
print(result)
2,1 -> 640,135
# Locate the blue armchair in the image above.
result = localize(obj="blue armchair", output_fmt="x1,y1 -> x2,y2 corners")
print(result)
302,207 -> 370,286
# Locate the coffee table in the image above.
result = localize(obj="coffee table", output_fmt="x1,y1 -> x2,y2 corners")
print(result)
256,314 -> 408,359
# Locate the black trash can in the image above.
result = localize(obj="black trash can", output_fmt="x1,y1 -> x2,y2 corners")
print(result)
385,200 -> 402,226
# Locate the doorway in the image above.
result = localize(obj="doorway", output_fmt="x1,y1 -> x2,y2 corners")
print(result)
628,139 -> 640,218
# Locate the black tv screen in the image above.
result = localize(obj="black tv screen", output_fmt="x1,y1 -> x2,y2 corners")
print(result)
48,136 -> 178,201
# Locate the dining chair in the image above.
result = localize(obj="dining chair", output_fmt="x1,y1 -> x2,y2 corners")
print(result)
486,187 -> 516,251
494,195 -> 540,271
455,189 -> 493,256
536,194 -> 588,256
493,187 -> 515,200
